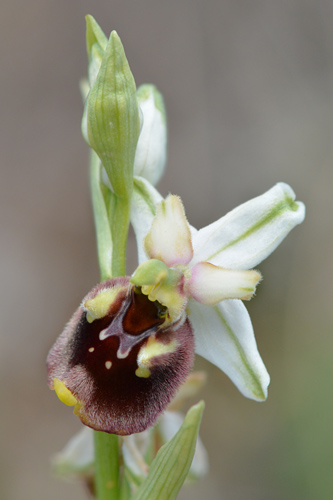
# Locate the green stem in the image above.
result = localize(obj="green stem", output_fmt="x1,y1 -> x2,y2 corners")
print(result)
90,152 -> 132,499
90,151 -> 113,281
94,431 -> 120,500
109,193 -> 131,277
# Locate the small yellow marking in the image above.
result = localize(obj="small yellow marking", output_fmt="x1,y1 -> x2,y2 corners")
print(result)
135,366 -> 151,378
86,312 -> 94,323
54,378 -> 78,407
105,360 -> 112,369
135,335 -> 178,378
84,286 -> 124,323
88,347 -> 95,353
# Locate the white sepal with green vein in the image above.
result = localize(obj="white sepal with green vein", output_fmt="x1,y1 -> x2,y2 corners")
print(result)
130,182 -> 305,401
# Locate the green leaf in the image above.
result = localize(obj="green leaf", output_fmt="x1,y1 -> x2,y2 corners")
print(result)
132,401 -> 205,500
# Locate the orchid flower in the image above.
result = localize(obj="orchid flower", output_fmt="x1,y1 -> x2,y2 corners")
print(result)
48,17 -> 306,440
131,179 -> 305,401
47,179 -> 304,437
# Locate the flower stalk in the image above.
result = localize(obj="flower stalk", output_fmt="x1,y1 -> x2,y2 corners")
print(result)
109,194 -> 131,277
94,431 -> 120,500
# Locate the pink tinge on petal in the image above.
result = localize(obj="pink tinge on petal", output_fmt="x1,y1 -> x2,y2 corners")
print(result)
144,195 -> 193,266
187,262 -> 261,305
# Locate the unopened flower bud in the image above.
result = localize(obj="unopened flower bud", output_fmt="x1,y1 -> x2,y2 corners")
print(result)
82,22 -> 140,200
134,84 -> 167,186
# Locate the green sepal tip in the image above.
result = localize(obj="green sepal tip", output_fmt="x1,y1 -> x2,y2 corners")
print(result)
85,15 -> 107,57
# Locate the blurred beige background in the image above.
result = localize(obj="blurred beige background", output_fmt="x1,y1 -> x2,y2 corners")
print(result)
1,1 -> 333,499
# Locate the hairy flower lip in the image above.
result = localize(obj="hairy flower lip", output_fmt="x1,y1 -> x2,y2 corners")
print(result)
47,278 -> 195,435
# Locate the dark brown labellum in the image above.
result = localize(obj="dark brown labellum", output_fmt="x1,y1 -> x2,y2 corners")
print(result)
47,277 -> 195,435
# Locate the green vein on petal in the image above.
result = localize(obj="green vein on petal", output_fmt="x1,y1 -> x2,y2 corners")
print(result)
133,177 -> 158,216
214,306 -> 266,401
207,195 -> 300,263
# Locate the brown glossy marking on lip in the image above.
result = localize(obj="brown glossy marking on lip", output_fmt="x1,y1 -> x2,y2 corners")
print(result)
67,285 -> 167,374
122,287 -> 167,335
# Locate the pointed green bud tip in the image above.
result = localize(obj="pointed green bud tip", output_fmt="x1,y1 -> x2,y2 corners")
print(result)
134,84 -> 167,185
85,16 -> 108,87
85,15 -> 107,57
132,401 -> 205,500
82,25 -> 140,199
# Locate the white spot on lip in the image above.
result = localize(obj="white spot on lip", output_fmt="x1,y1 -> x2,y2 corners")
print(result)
105,360 -> 112,369
99,328 -> 108,341
88,347 -> 95,353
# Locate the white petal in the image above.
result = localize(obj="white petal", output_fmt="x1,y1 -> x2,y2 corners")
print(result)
189,298 -> 270,401
52,427 -> 94,475
81,97 -> 90,146
191,182 -> 305,269
144,195 -> 193,266
134,85 -> 167,186
159,411 -> 209,479
187,262 -> 261,304
122,430 -> 151,478
131,176 -> 163,265
79,78 -> 90,101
